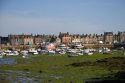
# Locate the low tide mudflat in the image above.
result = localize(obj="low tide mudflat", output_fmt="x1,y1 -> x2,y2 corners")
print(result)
0,51 -> 125,83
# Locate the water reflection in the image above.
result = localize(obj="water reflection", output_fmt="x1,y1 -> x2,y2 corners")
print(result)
0,58 -> 17,65
0,70 -> 42,83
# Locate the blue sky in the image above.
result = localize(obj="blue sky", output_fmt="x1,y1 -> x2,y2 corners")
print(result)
0,0 -> 125,36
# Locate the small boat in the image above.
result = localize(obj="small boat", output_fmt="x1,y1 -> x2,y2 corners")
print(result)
48,50 -> 56,54
68,53 -> 78,57
88,52 -> 93,55
59,51 -> 66,54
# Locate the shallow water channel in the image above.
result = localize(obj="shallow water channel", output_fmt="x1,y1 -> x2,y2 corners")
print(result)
0,58 -> 41,83
0,70 -> 43,83
0,58 -> 17,65
0,58 -> 63,83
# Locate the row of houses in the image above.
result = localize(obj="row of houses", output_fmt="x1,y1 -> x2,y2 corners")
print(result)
0,31 -> 125,46
59,32 -> 125,44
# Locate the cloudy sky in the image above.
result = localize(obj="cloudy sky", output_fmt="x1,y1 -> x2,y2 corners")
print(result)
0,0 -> 125,36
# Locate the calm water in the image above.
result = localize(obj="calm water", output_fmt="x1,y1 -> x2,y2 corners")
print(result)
0,58 -> 17,65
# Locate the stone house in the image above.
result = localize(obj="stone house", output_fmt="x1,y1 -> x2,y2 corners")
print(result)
72,34 -> 81,44
104,32 -> 113,44
9,34 -> 33,45
118,31 -> 125,43
59,32 -> 72,44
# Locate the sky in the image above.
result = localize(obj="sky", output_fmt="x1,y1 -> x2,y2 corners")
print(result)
0,0 -> 125,36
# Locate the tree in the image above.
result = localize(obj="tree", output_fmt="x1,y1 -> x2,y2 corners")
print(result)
50,36 -> 56,43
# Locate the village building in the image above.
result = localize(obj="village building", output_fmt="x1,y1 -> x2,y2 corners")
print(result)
8,35 -> 24,45
23,35 -> 33,45
97,34 -> 104,44
92,34 -> 98,44
81,34 -> 96,44
104,32 -> 113,44
59,32 -> 72,44
113,33 -> 120,43
72,34 -> 81,44
55,37 -> 61,44
9,34 -> 33,45
118,31 -> 125,43
62,36 -> 72,44
0,36 -> 9,45
80,34 -> 87,44
34,35 -> 46,45
85,34 -> 91,44
1,31 -> 125,48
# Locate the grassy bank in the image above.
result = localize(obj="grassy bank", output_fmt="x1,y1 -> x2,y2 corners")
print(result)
0,50 -> 125,82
